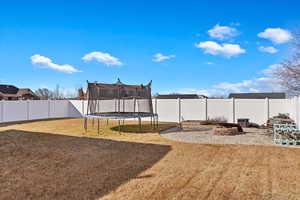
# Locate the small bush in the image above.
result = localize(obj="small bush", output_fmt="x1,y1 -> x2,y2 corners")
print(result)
200,117 -> 227,125
274,113 -> 290,119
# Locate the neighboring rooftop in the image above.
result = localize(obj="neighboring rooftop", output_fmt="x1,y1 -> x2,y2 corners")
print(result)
156,94 -> 207,99
0,84 -> 19,94
0,84 -> 39,100
228,92 -> 286,99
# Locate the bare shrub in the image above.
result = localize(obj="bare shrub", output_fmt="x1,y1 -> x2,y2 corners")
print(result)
200,117 -> 227,125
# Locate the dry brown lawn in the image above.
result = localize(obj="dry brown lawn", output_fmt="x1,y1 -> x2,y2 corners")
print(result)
0,118 -> 300,200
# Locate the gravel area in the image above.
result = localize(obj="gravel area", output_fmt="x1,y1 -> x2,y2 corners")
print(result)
161,126 -> 278,146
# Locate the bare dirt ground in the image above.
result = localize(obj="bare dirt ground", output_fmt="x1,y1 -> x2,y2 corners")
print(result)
1,119 -> 300,200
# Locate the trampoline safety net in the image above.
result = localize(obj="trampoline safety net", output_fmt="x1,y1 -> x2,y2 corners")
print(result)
86,79 -> 154,117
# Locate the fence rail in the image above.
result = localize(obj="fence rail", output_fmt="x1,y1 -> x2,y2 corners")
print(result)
0,98 -> 299,127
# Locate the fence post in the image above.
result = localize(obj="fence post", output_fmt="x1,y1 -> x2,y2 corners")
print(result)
205,98 -> 208,120
232,98 -> 235,123
48,100 -> 51,118
0,100 -> 3,123
265,97 -> 269,123
155,97 -> 158,116
178,98 -> 181,124
26,100 -> 30,120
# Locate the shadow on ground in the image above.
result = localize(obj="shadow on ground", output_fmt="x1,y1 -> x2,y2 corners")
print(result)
0,129 -> 171,200
110,123 -> 176,134
0,118 -> 72,127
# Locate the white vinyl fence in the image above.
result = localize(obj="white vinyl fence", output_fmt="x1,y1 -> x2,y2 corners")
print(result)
1,97 -> 300,127
0,100 -> 74,123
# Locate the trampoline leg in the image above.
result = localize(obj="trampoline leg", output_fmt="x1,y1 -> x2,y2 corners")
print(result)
106,119 -> 109,126
118,120 -> 121,134
92,118 -> 94,127
150,116 -> 153,130
84,117 -> 87,134
139,117 -> 142,132
97,119 -> 100,135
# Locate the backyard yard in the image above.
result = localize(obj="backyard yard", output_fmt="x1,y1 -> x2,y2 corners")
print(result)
1,119 -> 300,200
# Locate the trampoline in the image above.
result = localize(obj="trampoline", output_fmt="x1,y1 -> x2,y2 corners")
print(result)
84,79 -> 158,134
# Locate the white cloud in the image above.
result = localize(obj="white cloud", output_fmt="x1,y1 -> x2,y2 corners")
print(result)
82,51 -> 123,66
30,54 -> 81,73
211,71 -> 283,96
258,46 -> 278,54
258,28 -> 293,44
206,62 -> 214,65
152,53 -> 175,62
260,64 -> 282,75
214,80 -> 254,93
208,24 -> 238,40
169,65 -> 283,97
195,41 -> 246,58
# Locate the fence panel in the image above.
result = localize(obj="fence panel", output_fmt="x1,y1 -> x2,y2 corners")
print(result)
49,100 -> 69,118
69,100 -> 84,117
156,99 -> 179,122
29,100 -> 49,120
207,99 -> 233,122
235,99 -> 266,125
181,99 -> 206,121
269,99 -> 292,118
3,101 -> 28,122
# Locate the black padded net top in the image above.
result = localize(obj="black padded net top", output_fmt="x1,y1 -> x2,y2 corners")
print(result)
86,79 -> 153,115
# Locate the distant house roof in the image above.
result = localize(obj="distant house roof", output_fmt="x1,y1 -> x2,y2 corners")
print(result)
228,92 -> 286,99
17,88 -> 36,96
0,84 -> 39,99
0,84 -> 19,94
156,94 -> 207,99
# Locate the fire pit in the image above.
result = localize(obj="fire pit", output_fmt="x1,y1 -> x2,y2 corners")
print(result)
212,123 -> 243,136
181,120 -> 243,135
213,126 -> 240,136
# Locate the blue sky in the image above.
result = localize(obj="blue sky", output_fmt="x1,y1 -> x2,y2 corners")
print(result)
0,0 -> 299,96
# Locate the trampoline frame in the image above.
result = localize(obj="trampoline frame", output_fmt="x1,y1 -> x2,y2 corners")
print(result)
83,113 -> 158,134
83,79 -> 158,134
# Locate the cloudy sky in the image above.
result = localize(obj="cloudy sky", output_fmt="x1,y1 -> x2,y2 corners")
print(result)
0,0 -> 299,96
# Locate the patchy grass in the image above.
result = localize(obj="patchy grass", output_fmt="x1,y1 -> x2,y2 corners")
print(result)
1,119 -> 300,200
0,118 -> 176,143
